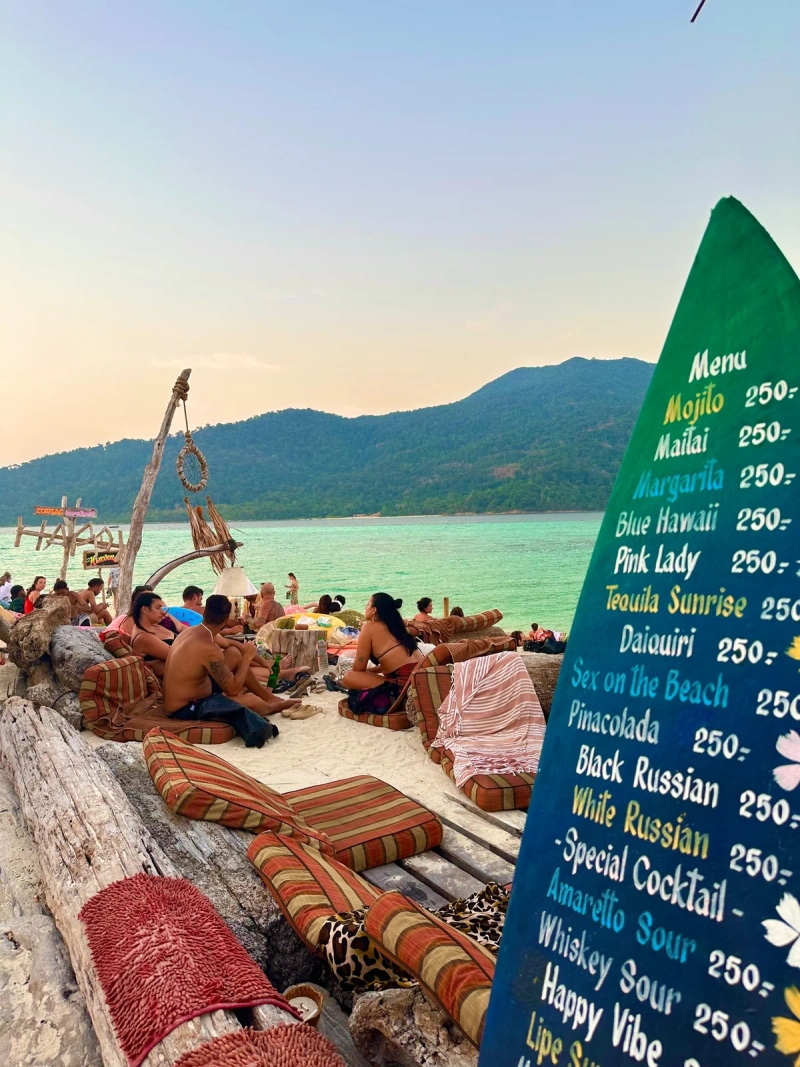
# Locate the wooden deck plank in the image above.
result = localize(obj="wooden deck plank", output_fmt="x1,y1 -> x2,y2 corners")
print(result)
363,863 -> 448,910
437,826 -> 516,885
446,793 -> 526,837
399,851 -> 484,902
430,803 -> 520,864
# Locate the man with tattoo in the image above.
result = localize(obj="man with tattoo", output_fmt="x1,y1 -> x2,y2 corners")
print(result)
162,594 -> 302,746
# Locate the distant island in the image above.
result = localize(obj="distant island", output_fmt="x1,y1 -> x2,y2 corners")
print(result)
0,357 -> 654,525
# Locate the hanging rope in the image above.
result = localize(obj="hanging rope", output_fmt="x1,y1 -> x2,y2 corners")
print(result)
176,398 -> 209,492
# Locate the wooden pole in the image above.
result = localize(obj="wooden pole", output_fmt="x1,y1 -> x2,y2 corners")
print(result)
116,371 -> 191,614
443,597 -> 450,618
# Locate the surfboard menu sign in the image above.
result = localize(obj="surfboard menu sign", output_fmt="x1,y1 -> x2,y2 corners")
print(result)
479,198 -> 800,1067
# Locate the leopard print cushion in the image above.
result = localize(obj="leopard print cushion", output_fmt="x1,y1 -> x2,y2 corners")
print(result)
316,908 -> 415,992
436,882 -> 509,953
316,883 -> 510,991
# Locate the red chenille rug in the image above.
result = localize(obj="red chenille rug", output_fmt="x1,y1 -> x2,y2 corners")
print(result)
79,874 -> 298,1066
173,1026 -> 345,1067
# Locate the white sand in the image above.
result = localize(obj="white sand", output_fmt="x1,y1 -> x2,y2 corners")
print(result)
85,684 -> 465,811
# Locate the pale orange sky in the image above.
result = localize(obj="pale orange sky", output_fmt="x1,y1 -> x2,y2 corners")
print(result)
3,2 -> 798,466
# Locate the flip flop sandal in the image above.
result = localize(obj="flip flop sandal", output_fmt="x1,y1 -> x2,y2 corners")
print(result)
323,674 -> 348,693
287,676 -> 314,698
290,704 -> 323,720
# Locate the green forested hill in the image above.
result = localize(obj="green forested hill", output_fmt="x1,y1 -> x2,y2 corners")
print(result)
0,357 -> 654,524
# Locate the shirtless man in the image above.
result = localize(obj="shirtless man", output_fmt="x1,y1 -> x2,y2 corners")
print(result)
253,582 -> 285,627
52,580 -> 93,624
83,577 -> 113,625
162,595 -> 301,747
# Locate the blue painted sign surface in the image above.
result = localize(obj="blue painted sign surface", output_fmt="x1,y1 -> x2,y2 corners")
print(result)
480,199 -> 800,1067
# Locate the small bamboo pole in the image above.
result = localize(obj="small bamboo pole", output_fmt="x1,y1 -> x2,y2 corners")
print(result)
443,597 -> 450,617
116,371 -> 191,614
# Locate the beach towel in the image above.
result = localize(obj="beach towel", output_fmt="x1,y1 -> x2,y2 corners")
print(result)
432,651 -> 546,788
78,873 -> 298,1067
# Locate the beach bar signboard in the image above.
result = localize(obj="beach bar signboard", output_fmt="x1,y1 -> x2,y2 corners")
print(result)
480,199 -> 800,1067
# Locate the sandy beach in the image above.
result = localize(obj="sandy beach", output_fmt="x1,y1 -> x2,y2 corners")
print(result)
82,684 -> 466,808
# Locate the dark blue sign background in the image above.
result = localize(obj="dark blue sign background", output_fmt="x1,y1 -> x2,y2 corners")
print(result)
480,198 -> 800,1067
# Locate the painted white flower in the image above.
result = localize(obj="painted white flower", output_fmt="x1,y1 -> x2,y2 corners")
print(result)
774,731 -> 800,792
764,894 -> 800,968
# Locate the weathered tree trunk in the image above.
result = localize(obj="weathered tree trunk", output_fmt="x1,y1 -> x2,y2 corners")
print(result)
7,598 -> 71,670
49,627 -> 111,692
0,700 -> 295,1067
116,370 -> 191,615
144,540 -> 242,591
263,628 -> 323,671
0,767 -> 101,1066
99,744 -> 325,992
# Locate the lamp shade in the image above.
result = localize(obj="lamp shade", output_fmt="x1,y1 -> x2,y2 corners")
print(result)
212,567 -> 258,598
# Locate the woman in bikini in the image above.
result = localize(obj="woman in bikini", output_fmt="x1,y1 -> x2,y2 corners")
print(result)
24,576 -> 47,614
413,596 -> 434,623
341,593 -> 422,715
130,592 -> 175,679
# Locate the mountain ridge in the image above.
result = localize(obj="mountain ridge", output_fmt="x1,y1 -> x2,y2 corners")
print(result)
0,357 -> 655,524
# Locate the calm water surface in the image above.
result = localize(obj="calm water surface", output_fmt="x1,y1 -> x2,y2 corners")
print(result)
2,513 -> 602,633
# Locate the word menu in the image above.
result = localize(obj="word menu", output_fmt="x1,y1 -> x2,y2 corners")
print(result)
479,198 -> 800,1067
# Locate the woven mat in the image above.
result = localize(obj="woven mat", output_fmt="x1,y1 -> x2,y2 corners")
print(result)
173,1025 -> 345,1067
79,874 -> 298,1066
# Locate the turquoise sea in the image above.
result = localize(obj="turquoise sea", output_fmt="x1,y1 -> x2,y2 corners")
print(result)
2,513 -> 602,634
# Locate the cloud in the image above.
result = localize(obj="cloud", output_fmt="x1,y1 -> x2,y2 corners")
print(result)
152,353 -> 281,371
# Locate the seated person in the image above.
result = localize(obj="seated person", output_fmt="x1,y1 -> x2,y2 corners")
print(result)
130,592 -> 177,678
51,580 -> 93,625
253,582 -> 285,626
163,595 -> 302,746
341,593 -> 422,714
315,594 -> 333,616
413,597 -> 434,623
8,585 -> 26,613
330,594 -> 346,613
83,577 -> 113,625
0,571 -> 12,607
106,586 -> 186,637
527,621 -> 555,643
24,577 -> 47,614
169,585 -> 205,626
510,630 -> 524,648
449,605 -> 465,617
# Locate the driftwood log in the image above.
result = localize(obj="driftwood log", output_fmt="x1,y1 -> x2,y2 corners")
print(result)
7,598 -> 71,670
0,767 -> 101,1066
0,700 -> 297,1067
49,627 -> 111,691
99,744 -> 325,992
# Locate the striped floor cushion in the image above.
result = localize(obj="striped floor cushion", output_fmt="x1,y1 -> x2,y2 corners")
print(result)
336,698 -> 412,731
99,631 -> 137,658
80,658 -> 235,744
247,831 -> 383,948
411,665 -> 533,812
285,775 -> 443,873
364,891 -> 495,1048
143,729 -> 333,850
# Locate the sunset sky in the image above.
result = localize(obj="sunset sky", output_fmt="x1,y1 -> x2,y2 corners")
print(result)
3,1 -> 799,466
